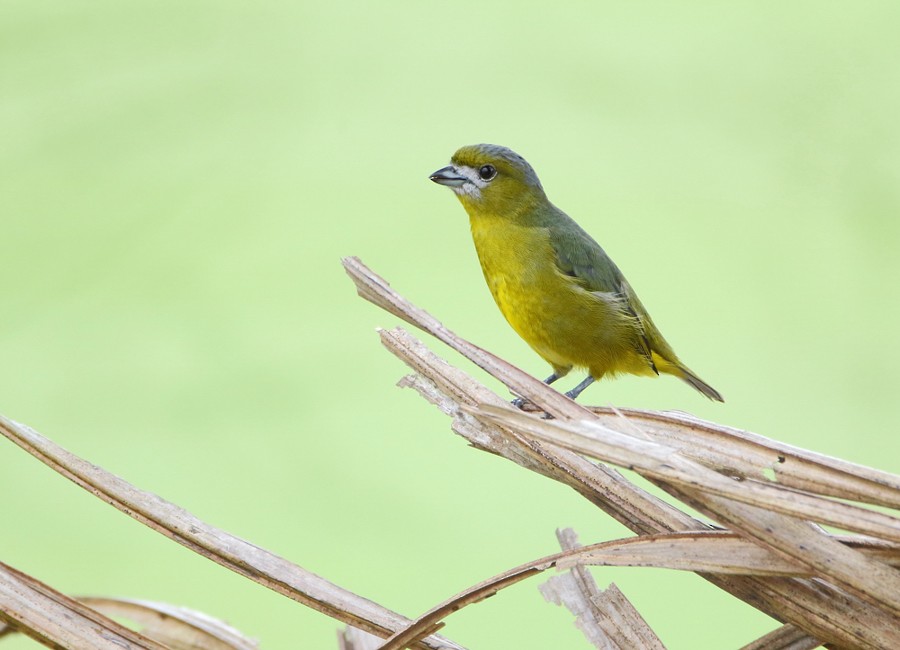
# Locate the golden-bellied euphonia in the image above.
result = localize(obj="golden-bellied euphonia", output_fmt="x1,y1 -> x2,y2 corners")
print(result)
430,143 -> 723,403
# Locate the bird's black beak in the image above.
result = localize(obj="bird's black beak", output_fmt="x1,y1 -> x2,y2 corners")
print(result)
429,165 -> 468,187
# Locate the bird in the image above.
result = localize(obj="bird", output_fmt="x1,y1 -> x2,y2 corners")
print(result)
429,143 -> 723,404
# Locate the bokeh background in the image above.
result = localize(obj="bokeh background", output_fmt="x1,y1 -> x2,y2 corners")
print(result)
3,2 -> 899,648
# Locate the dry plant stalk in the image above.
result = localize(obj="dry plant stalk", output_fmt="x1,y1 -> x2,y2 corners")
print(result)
339,626 -> 386,650
80,598 -> 260,650
0,414 -> 464,650
0,579 -> 258,650
342,256 -> 900,650
539,528 -> 666,650
0,561 -> 167,650
739,625 -> 823,650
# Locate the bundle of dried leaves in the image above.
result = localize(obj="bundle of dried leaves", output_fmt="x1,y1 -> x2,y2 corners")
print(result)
1,257 -> 898,650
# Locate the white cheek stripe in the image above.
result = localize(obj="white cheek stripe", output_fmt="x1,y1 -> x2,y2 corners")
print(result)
450,165 -> 487,200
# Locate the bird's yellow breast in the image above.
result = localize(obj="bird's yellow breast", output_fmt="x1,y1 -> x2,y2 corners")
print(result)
469,215 -> 648,377
470,217 -> 553,337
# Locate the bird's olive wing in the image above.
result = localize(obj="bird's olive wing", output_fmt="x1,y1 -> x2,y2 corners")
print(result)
549,226 -> 622,293
550,225 -> 658,373
618,280 -> 659,373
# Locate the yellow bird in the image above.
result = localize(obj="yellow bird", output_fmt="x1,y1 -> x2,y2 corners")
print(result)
430,143 -> 723,403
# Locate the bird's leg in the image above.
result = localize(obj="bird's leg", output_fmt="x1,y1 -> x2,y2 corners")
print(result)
543,372 -> 562,385
565,375 -> 595,400
511,372 -> 563,408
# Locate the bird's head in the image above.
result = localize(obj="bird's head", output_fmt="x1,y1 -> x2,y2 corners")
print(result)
430,144 -> 546,217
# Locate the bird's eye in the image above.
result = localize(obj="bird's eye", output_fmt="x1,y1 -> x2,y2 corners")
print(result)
478,164 -> 497,181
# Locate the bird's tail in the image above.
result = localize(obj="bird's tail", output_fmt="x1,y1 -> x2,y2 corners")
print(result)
653,354 -> 724,402
676,365 -> 724,402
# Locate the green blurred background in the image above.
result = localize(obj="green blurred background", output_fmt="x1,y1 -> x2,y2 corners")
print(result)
3,2 -> 899,648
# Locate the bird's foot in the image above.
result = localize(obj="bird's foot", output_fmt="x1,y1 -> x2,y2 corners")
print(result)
512,372 -> 564,409
511,396 -> 554,419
